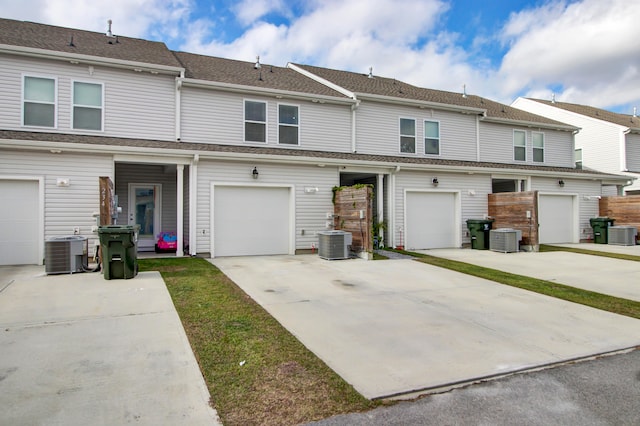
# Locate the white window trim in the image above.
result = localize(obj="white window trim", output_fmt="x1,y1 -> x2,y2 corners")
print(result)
71,80 -> 104,132
399,117 -> 417,154
21,74 -> 58,129
424,119 -> 441,156
277,102 -> 300,146
513,129 -> 527,162
244,99 -> 268,144
532,131 -> 544,163
575,147 -> 583,168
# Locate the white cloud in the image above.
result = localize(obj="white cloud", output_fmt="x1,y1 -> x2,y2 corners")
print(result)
498,0 -> 640,109
232,0 -> 289,27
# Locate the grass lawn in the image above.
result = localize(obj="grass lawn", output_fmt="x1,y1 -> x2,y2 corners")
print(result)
539,244 -> 640,262
138,257 -> 377,426
398,249 -> 640,320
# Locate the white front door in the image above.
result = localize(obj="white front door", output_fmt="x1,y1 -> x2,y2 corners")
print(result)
538,194 -> 575,244
128,184 -> 162,251
405,191 -> 458,249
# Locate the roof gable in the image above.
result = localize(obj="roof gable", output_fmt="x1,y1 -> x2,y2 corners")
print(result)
528,98 -> 640,130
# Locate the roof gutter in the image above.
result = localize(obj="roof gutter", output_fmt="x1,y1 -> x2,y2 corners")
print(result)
0,44 -> 184,75
355,93 -> 486,115
480,116 -> 579,132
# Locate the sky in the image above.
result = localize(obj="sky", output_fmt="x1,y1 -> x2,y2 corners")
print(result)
2,0 -> 639,113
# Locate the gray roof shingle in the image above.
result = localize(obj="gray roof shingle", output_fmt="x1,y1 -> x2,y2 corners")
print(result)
0,17 -> 182,69
173,52 -> 349,98
527,99 -> 640,130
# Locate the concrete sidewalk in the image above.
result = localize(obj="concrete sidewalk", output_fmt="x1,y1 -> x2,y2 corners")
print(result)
422,247 -> 640,302
0,266 -> 220,425
212,255 -> 640,400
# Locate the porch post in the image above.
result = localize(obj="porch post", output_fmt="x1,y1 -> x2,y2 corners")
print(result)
176,164 -> 184,257
377,173 -> 384,242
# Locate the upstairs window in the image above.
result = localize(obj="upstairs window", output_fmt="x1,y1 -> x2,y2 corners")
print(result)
244,100 -> 266,142
278,104 -> 299,145
532,132 -> 544,162
73,81 -> 103,131
23,76 -> 56,128
514,130 -> 526,161
424,120 -> 440,155
575,148 -> 583,169
400,118 -> 416,153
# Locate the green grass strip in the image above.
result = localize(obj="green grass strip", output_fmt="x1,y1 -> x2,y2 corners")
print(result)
139,257 -> 376,426
400,250 -> 640,320
540,244 -> 640,262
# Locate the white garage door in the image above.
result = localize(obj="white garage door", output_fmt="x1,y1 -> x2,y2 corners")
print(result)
539,194 -> 574,244
405,191 -> 457,249
0,180 -> 40,265
213,185 -> 291,257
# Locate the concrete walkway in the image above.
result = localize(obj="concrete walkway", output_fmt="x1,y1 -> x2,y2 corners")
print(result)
0,266 -> 220,425
212,255 -> 640,400
422,247 -> 640,302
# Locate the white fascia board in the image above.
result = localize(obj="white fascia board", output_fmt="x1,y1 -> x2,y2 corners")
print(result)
286,63 -> 356,99
0,44 -> 184,75
1,137 -> 628,183
481,116 -> 579,132
355,92 -> 486,115
180,77 -> 356,106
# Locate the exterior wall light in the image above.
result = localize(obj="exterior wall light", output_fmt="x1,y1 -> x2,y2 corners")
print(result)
252,167 -> 259,179
432,177 -> 439,187
558,179 -> 565,187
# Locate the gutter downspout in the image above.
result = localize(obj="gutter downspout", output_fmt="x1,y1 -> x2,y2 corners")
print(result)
189,154 -> 199,256
389,166 -> 400,248
621,128 -> 630,172
175,73 -> 184,141
351,100 -> 360,153
476,113 -> 482,161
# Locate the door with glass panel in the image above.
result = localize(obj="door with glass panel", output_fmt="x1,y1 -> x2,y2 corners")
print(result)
128,184 -> 162,251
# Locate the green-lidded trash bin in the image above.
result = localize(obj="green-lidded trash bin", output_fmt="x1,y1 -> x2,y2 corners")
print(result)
98,225 -> 140,279
589,217 -> 615,244
466,219 -> 494,250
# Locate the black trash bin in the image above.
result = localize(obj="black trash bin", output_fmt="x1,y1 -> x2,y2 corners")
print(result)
98,225 -> 140,279
589,217 -> 615,244
466,219 -> 494,250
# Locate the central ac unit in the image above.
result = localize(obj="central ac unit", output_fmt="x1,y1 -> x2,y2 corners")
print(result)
45,236 -> 88,274
317,231 -> 352,260
608,226 -> 637,246
489,229 -> 522,253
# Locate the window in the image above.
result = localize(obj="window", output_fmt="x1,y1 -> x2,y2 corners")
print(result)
424,120 -> 440,155
23,76 -> 56,127
532,132 -> 544,162
400,118 -> 416,153
514,130 -> 526,161
245,100 -> 266,142
278,104 -> 299,145
72,81 -> 103,131
575,148 -> 583,169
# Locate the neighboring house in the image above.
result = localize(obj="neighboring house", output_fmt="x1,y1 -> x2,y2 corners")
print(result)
0,18 -> 629,266
512,97 -> 640,195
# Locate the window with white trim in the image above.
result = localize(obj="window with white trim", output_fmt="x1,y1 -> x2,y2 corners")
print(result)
23,76 -> 56,127
400,118 -> 416,153
575,148 -> 583,169
532,131 -> 544,162
72,81 -> 103,131
278,104 -> 299,145
424,120 -> 440,155
244,100 -> 266,142
514,130 -> 526,161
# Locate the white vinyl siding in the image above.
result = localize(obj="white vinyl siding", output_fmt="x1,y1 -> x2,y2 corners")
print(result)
400,118 -> 416,153
244,99 -> 266,143
424,120 -> 440,155
355,103 -> 477,160
22,75 -> 57,128
532,131 -> 544,162
278,103 -> 299,145
2,56 -> 175,139
180,88 -> 352,151
195,160 -> 338,255
514,130 -> 526,161
0,150 -> 113,251
72,81 -> 103,131
625,133 -> 640,172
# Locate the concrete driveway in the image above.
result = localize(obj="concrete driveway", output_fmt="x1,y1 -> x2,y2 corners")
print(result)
0,266 -> 220,425
212,255 -> 640,400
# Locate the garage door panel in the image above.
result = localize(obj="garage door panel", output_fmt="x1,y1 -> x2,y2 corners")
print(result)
539,194 -> 574,244
0,180 -> 40,265
406,192 -> 456,249
214,186 -> 290,257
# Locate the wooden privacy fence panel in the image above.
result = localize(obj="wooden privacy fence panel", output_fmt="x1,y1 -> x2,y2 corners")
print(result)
333,186 -> 373,253
600,195 -> 640,237
488,191 -> 538,247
